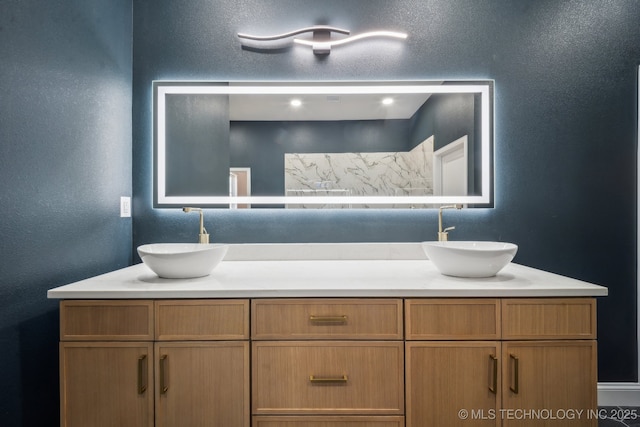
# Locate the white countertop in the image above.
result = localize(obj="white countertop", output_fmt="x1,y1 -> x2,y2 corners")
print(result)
47,244 -> 608,299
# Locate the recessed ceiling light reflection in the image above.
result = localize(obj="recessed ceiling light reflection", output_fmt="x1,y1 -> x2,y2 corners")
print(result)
382,97 -> 394,105
290,99 -> 302,107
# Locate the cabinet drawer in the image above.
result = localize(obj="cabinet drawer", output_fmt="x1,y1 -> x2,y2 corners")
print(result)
60,300 -> 153,341
502,298 -> 596,339
252,341 -> 404,415
252,299 -> 403,340
405,299 -> 500,340
155,300 -> 249,340
252,416 -> 405,427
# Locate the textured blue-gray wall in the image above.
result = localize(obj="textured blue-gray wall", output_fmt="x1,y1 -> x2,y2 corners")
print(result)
133,0 -> 639,383
0,1 -> 637,425
0,0 -> 132,424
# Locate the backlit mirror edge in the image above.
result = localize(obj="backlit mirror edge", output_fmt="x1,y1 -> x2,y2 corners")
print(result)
153,80 -> 494,209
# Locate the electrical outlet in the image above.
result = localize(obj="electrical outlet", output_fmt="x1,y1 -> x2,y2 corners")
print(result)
120,196 -> 131,218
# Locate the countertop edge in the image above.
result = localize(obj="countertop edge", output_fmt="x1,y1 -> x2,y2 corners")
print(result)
47,288 -> 609,299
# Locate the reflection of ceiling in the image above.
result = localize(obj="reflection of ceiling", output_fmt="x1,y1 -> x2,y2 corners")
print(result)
229,93 -> 432,121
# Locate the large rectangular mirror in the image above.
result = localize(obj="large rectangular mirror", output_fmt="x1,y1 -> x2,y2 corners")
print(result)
154,81 -> 493,208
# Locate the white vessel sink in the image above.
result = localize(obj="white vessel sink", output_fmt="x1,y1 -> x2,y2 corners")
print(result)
137,243 -> 228,279
422,241 -> 518,278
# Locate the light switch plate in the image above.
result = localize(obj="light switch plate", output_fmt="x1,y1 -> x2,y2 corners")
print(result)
120,196 -> 131,218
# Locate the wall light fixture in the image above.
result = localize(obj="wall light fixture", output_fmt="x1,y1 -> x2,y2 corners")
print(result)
238,25 -> 407,55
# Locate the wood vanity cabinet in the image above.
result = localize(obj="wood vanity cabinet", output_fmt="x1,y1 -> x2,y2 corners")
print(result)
405,298 -> 597,427
405,299 -> 501,426
59,297 -> 598,427
60,300 -> 155,427
154,300 -> 250,427
500,298 -> 598,427
251,298 -> 405,426
59,299 -> 250,427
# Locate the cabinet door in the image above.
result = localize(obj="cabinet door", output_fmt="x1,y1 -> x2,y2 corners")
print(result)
60,342 -> 153,427
502,341 -> 597,427
406,341 -> 500,427
155,341 -> 250,427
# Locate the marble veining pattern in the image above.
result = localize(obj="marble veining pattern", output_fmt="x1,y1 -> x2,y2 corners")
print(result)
284,138 -> 434,208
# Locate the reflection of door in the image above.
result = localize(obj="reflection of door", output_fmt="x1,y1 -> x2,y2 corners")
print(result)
230,168 -> 251,209
433,135 -> 468,196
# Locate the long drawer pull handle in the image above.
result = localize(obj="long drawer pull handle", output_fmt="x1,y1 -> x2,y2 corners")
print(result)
137,355 -> 147,394
160,354 -> 169,394
309,375 -> 348,383
488,354 -> 498,394
309,315 -> 348,324
509,354 -> 519,394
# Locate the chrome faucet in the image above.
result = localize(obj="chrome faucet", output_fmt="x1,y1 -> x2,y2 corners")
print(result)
438,204 -> 463,241
183,207 -> 210,243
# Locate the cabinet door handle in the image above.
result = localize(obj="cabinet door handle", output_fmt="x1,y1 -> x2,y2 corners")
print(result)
509,353 -> 519,394
309,315 -> 348,324
488,354 -> 498,394
160,354 -> 169,394
137,355 -> 148,394
309,375 -> 348,384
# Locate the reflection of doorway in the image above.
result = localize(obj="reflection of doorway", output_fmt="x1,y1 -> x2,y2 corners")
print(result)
229,167 -> 251,209
433,135 -> 468,196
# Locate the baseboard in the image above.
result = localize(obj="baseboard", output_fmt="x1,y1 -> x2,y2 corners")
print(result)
598,382 -> 640,406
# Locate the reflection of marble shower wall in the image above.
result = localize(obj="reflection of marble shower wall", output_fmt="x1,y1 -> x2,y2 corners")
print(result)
284,139 -> 434,197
